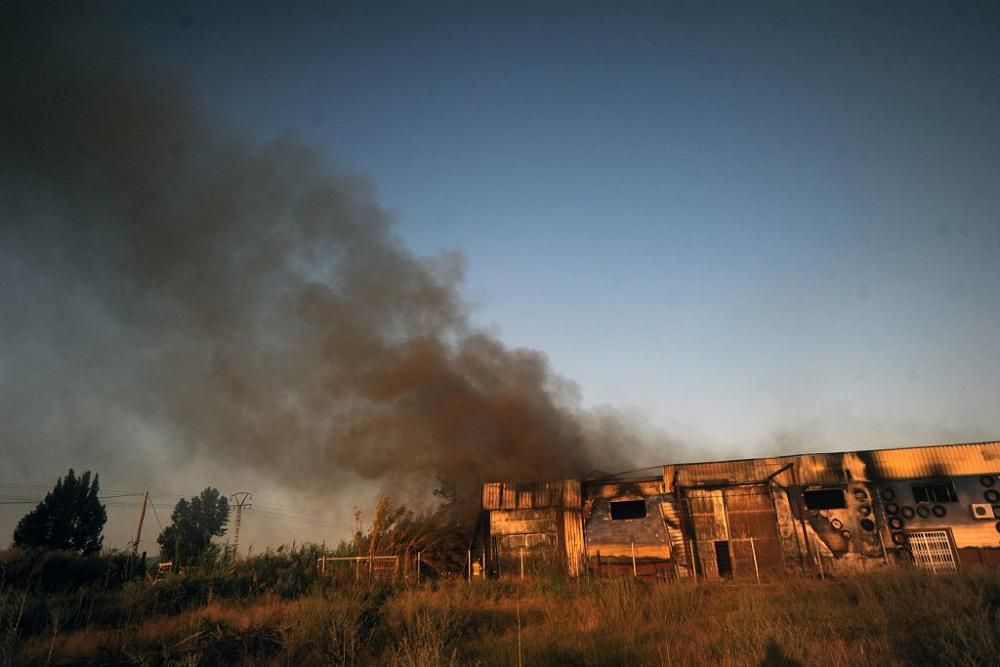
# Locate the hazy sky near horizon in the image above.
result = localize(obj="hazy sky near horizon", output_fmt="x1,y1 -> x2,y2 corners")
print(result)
3,1 -> 1000,550
125,0 -> 1000,449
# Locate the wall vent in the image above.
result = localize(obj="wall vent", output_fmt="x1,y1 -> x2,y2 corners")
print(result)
970,503 -> 995,520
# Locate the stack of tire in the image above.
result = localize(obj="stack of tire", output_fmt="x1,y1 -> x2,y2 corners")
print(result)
981,476 -> 1000,533
882,486 -> 948,558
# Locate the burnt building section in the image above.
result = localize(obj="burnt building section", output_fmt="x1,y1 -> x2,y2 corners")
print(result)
478,480 -> 585,577
583,477 -> 674,578
480,440 -> 1000,579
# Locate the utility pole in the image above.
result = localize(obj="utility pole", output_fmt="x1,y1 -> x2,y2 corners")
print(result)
131,491 -> 149,556
229,492 -> 252,559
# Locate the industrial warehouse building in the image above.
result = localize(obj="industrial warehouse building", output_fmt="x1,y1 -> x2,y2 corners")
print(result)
475,440 -> 1000,579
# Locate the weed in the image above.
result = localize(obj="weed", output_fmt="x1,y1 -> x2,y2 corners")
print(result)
6,548 -> 1000,666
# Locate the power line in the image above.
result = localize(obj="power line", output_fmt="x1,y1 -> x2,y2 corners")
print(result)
149,496 -> 165,532
0,483 -> 353,534
0,482 -> 188,498
252,508 -> 353,529
0,494 -> 154,506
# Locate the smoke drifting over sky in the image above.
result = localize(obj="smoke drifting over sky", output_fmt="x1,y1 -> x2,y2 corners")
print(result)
5,3 -> 999,549
0,5 -> 651,530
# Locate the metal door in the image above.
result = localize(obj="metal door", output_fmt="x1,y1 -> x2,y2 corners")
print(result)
724,485 -> 785,580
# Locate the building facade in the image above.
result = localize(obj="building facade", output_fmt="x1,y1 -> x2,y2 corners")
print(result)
477,441 -> 1000,579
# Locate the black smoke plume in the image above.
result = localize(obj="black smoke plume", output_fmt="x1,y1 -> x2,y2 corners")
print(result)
0,6 -> 654,516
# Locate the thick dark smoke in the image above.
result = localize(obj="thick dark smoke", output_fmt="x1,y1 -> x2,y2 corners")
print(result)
1,6 -> 652,516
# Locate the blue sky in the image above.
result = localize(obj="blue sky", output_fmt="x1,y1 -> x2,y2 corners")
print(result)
122,1 -> 1000,456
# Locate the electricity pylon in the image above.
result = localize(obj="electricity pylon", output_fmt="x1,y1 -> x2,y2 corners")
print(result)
229,491 -> 252,559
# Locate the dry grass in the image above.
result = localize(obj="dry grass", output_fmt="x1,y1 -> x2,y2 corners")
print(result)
5,568 -> 1000,665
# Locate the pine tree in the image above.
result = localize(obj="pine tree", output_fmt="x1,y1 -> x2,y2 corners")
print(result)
157,487 -> 229,565
13,469 -> 107,555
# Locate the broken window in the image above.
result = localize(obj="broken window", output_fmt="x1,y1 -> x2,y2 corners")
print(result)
609,499 -> 647,520
803,488 -> 846,510
911,482 -> 957,504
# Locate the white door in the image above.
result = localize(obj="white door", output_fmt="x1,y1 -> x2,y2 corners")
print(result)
907,530 -> 957,573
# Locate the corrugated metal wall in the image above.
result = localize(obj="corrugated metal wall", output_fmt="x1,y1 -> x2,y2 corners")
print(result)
724,486 -> 785,580
562,509 -> 585,577
482,480 -> 582,510
865,443 -> 1000,479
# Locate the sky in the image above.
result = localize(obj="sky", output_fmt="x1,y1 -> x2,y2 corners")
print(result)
2,1 -> 1000,551
125,0 -> 1000,446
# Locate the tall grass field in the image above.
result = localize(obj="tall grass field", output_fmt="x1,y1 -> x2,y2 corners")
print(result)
3,547 -> 999,666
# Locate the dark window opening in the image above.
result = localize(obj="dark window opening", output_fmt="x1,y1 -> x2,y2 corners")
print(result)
609,500 -> 647,520
803,488 -> 847,510
714,541 -> 733,577
911,483 -> 957,504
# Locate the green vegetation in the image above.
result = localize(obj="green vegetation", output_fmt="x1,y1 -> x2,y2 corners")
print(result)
157,487 -> 231,566
13,469 -> 106,555
3,545 -> 1000,666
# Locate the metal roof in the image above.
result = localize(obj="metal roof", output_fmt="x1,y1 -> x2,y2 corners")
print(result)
482,441 -> 1000,501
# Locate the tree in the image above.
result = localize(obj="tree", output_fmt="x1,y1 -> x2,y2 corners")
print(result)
157,487 -> 229,565
13,469 -> 107,555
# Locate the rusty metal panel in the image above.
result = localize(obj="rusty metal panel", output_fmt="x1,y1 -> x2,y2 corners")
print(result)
498,532 -> 557,550
724,486 -> 785,580
484,480 -> 583,510
659,498 -> 694,577
563,480 -> 582,507
685,489 -> 728,579
686,489 -> 729,541
482,483 -> 502,510
584,490 -> 673,563
666,458 -> 798,490
562,509 -> 585,577
587,543 -> 671,559
789,454 -> 852,485
496,532 -> 560,574
864,442 -> 1000,479
663,442 -> 1000,492
587,479 -> 664,498
772,488 -> 807,571
490,508 -> 559,536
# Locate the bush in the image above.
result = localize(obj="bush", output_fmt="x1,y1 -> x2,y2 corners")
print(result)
0,548 -> 141,592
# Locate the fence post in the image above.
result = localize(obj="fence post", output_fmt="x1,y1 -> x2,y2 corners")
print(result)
417,551 -> 421,585
520,547 -> 525,580
467,549 -> 471,582
631,541 -> 638,577
750,537 -> 760,584
685,539 -> 697,584
813,535 -> 825,581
